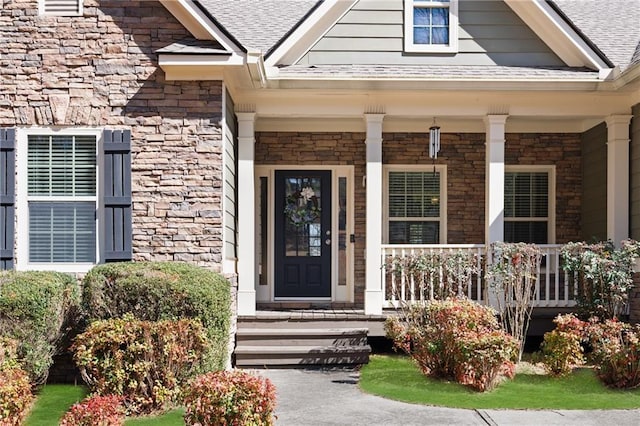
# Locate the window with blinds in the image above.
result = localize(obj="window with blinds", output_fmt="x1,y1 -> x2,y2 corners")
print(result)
504,171 -> 549,244
40,0 -> 82,16
27,135 -> 96,263
388,170 -> 441,244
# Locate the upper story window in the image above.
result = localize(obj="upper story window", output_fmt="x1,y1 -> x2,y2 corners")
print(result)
504,166 -> 555,244
404,0 -> 458,53
39,0 -> 83,16
384,166 -> 447,244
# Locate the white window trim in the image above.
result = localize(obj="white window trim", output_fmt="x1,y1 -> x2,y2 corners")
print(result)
404,0 -> 459,53
504,165 -> 556,244
383,164 -> 448,244
16,127 -> 102,273
38,0 -> 83,16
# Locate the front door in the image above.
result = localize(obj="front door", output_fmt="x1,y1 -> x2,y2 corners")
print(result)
274,170 -> 332,298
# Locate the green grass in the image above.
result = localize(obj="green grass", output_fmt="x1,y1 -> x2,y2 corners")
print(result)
25,384 -> 88,426
124,408 -> 184,425
360,355 -> 640,410
24,385 -> 184,425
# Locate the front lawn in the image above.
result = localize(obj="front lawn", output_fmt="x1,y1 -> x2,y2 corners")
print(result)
360,355 -> 640,410
24,385 -> 183,425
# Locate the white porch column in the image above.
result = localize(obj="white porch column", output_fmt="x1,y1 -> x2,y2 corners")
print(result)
364,113 -> 385,315
606,115 -> 633,245
236,112 -> 257,316
484,115 -> 508,244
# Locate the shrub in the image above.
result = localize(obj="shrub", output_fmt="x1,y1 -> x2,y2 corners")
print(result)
561,240 -> 640,319
487,242 -> 542,361
541,314 -> 587,376
0,337 -> 18,367
184,370 -> 276,426
586,318 -> 640,389
385,298 -> 518,391
72,316 -> 209,414
0,364 -> 34,426
81,262 -> 231,371
60,395 -> 125,426
0,271 -> 80,384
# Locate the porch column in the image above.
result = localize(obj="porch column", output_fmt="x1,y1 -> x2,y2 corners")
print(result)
484,115 -> 508,244
364,113 -> 385,315
606,115 -> 633,245
237,112 -> 257,316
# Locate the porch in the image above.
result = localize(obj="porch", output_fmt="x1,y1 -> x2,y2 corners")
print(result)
232,114 -> 633,317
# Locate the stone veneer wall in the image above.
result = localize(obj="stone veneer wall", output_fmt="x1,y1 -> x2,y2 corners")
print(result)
0,0 -> 225,268
505,133 -> 582,243
256,131 -> 582,307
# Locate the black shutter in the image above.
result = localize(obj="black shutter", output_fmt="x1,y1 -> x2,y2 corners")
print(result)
102,129 -> 132,261
0,128 -> 15,270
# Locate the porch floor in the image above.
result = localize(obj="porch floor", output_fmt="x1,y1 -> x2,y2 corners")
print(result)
246,309 -> 388,321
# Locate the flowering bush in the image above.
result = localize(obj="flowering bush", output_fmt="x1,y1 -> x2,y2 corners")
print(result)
60,395 -> 125,426
184,370 -> 276,426
385,298 -> 518,391
0,364 -> 33,426
541,314 -> 587,376
72,316 -> 209,414
561,240 -> 640,319
487,242 -> 542,360
586,318 -> 640,389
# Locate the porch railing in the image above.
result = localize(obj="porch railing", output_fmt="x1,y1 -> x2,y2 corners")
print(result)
381,244 -> 578,309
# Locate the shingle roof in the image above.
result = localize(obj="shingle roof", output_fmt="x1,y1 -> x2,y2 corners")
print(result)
156,38 -> 230,55
196,0 -> 319,55
276,64 -> 600,80
194,0 -> 640,73
550,0 -> 640,70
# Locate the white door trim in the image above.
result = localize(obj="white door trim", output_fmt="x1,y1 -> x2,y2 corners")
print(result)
255,165 -> 355,303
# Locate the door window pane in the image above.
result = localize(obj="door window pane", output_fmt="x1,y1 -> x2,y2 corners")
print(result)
284,176 -> 322,257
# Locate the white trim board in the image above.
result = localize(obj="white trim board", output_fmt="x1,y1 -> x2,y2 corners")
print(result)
254,165 -> 355,304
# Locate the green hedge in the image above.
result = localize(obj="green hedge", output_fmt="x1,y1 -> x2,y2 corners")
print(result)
81,262 -> 231,371
0,271 -> 80,384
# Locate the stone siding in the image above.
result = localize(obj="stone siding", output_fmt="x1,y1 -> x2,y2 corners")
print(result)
0,0 -> 225,268
384,133 -> 486,244
505,133 -> 582,243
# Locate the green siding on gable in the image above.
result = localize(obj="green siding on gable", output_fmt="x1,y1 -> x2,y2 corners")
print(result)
581,123 -> 607,242
297,0 -> 564,67
631,104 -> 640,240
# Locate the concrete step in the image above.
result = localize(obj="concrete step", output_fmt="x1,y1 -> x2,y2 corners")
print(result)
234,326 -> 371,367
236,328 -> 368,347
234,345 -> 371,367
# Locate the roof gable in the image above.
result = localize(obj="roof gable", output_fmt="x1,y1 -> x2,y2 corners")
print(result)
294,0 -> 566,68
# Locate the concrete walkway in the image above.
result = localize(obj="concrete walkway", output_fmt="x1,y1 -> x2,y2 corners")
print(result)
257,368 -> 640,426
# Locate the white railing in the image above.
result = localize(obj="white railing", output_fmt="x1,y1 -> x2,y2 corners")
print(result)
381,244 -> 577,309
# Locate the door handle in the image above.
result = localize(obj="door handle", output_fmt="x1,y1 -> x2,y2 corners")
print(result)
325,239 -> 331,246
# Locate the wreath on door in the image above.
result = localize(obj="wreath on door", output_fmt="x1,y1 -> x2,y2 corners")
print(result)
284,186 -> 321,227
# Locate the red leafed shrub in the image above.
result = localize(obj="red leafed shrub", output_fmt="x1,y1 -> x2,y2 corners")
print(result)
183,370 -> 276,426
541,314 -> 587,376
385,298 -> 518,391
60,395 -> 125,426
72,315 -> 209,414
0,364 -> 33,426
586,318 -> 640,389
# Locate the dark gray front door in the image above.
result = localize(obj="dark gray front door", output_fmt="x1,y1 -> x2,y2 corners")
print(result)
274,170 -> 331,298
